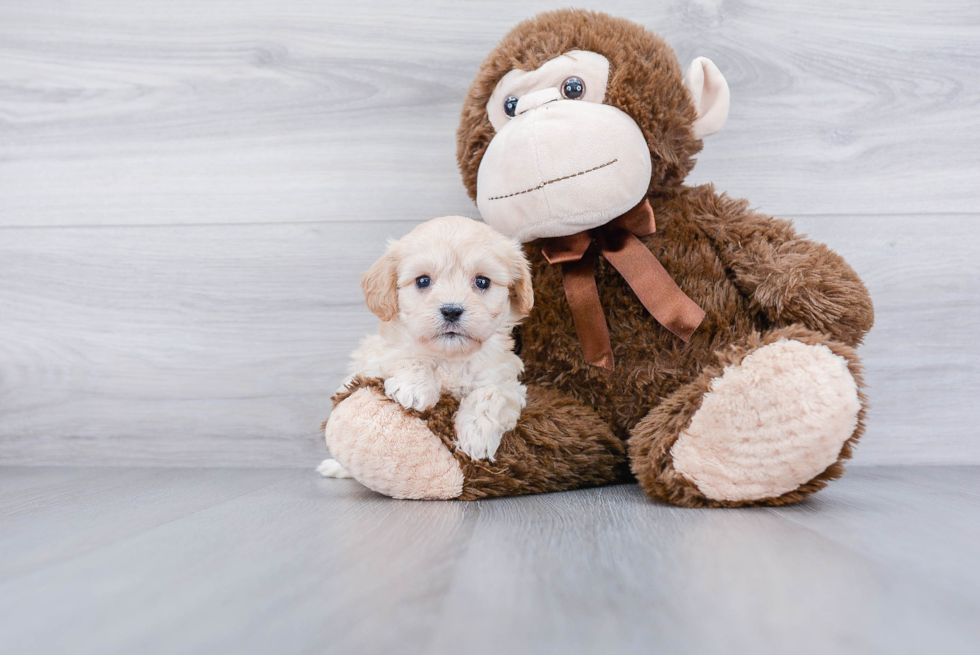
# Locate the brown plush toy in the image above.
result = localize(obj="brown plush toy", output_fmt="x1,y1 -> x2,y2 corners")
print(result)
324,9 -> 874,507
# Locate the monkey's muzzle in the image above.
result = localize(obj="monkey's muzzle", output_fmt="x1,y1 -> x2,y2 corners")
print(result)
477,99 -> 652,244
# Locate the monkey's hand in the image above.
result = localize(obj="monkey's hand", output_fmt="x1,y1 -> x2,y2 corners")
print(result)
731,235 -> 873,347
692,192 -> 874,348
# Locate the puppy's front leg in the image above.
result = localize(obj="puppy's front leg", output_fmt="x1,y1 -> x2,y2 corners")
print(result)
384,361 -> 441,412
454,383 -> 527,461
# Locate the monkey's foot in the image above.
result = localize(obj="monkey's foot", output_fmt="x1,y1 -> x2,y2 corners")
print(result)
325,384 -> 464,500
325,378 -> 629,501
630,326 -> 866,507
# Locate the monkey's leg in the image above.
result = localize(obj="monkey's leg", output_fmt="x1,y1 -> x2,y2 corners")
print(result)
628,325 -> 867,508
325,378 -> 629,500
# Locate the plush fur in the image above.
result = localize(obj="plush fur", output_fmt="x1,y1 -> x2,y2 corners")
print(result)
325,9 -> 875,506
515,185 -> 873,439
329,377 -> 630,500
342,216 -> 533,461
324,383 -> 465,500
457,10 -> 702,201
628,325 -> 868,507
671,339 -> 860,501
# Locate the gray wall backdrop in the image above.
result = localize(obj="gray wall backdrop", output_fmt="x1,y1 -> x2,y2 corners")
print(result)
1,1 -> 978,467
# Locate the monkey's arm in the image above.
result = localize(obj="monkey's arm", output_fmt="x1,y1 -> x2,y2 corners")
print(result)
691,188 -> 874,348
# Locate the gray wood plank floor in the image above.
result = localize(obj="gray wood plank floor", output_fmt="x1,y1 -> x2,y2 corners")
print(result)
1,466 -> 978,655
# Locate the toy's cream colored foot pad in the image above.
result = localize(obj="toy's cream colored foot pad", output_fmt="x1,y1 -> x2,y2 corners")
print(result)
324,387 -> 464,500
671,339 -> 860,502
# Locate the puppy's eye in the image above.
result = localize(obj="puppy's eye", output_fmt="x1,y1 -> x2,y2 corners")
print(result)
415,275 -> 431,289
561,77 -> 586,100
503,95 -> 519,118
474,276 -> 491,291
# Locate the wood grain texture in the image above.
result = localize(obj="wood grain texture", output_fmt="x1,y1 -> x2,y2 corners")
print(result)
1,1 -> 978,466
793,216 -> 980,465
0,466 -> 978,654
0,221 -> 415,467
0,466 -> 293,578
0,0 -> 978,227
1,215 -> 978,466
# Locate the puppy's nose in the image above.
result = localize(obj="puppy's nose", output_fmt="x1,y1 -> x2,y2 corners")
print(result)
440,304 -> 464,323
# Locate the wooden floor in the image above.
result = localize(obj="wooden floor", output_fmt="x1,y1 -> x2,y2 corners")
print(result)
1,466 -> 978,654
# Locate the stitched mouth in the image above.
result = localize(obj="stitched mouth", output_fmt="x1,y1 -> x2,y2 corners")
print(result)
487,158 -> 618,201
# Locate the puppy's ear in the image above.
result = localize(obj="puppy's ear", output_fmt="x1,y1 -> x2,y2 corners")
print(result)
361,249 -> 399,321
509,242 -> 534,318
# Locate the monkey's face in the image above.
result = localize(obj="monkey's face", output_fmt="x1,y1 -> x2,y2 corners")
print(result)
476,51 -> 652,242
458,11 -> 731,244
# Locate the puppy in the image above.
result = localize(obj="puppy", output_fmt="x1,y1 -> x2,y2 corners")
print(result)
318,216 -> 533,478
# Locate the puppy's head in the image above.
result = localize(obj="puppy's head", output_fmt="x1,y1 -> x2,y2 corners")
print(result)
362,216 -> 533,358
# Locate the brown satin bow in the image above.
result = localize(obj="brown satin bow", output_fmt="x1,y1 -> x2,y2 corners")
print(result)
541,199 -> 706,370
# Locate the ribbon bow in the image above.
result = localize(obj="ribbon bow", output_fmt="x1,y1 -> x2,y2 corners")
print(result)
541,199 -> 706,370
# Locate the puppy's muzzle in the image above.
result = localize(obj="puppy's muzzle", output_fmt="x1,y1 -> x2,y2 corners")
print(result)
440,304 -> 464,323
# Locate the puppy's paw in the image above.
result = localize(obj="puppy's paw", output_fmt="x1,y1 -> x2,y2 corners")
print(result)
384,374 -> 441,412
454,410 -> 505,462
316,458 -> 353,478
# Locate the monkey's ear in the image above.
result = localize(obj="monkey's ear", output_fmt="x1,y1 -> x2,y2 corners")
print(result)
684,57 -> 730,139
361,250 -> 399,321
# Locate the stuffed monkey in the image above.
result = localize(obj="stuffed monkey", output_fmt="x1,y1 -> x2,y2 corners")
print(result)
325,10 -> 874,507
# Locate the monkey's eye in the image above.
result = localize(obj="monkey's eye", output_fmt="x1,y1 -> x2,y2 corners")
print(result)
474,276 -> 491,291
561,77 -> 586,100
415,275 -> 431,289
503,95 -> 519,118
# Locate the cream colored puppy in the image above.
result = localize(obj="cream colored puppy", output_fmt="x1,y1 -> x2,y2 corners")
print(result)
318,216 -> 533,477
